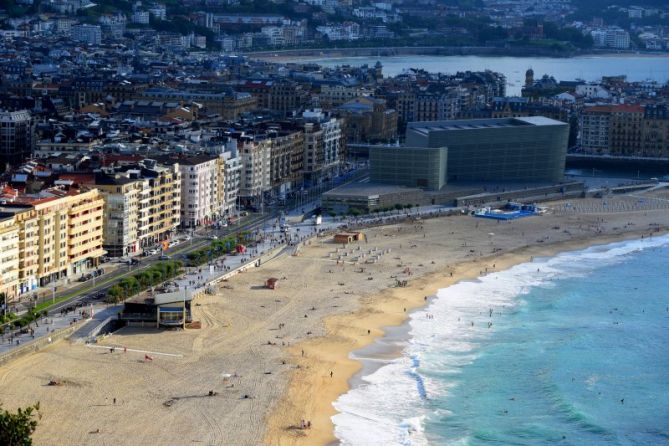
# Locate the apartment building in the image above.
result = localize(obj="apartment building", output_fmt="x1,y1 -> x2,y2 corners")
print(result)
395,90 -> 461,124
89,161 -> 181,256
268,129 -> 305,195
0,187 -> 105,297
157,155 -> 226,228
642,105 -> 669,157
237,80 -> 309,115
318,83 -> 366,108
610,105 -> 644,156
70,24 -> 102,45
302,111 -> 345,185
581,106 -> 611,154
0,110 -> 34,168
337,97 -> 398,143
133,162 -> 181,248
95,175 -> 141,257
221,141 -> 242,216
581,104 -> 667,156
239,136 -> 272,205
0,215 -> 20,300
141,88 -> 257,120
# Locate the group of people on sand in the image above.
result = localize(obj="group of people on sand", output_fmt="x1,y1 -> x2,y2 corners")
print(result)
300,419 -> 312,430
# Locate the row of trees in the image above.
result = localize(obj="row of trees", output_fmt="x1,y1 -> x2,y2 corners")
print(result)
330,203 -> 421,218
106,260 -> 183,303
186,232 -> 253,267
0,293 -> 47,334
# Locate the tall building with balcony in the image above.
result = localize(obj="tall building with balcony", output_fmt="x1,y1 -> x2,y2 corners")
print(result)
90,161 -> 181,256
133,162 -> 181,248
0,215 -> 20,300
95,175 -> 141,257
0,110 -> 34,169
610,105 -> 644,156
302,111 -> 345,185
580,104 -> 664,156
239,136 -> 272,205
156,155 -> 226,229
222,140 -> 241,216
581,106 -> 612,154
0,187 -> 105,296
268,129 -> 305,196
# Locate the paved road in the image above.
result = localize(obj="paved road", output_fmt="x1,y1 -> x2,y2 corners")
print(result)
0,167 -> 370,345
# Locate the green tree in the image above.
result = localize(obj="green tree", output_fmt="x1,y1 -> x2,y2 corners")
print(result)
0,402 -> 40,446
135,271 -> 153,289
119,277 -> 140,297
149,269 -> 163,285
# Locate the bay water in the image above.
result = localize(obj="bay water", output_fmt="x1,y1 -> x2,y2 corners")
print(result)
332,234 -> 669,445
305,55 -> 669,95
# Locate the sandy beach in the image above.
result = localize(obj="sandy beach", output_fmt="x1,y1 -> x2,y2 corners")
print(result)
0,192 -> 668,446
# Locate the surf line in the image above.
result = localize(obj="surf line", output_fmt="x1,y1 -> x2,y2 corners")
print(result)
86,344 -> 184,358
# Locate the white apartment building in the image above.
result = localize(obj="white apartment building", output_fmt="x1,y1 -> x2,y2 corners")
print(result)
149,4 -> 167,20
575,84 -> 610,99
605,29 -> 630,49
175,156 -> 223,228
316,22 -> 360,41
302,110 -> 344,183
222,144 -> 241,216
131,10 -> 150,24
239,137 -> 272,204
591,28 -> 630,49
70,24 -> 102,45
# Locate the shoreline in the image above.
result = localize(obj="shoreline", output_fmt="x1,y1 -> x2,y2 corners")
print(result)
1,194 -> 669,446
246,46 -> 669,62
264,226 -> 669,446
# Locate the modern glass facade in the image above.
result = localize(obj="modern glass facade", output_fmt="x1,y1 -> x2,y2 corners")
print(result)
369,146 -> 448,190
405,117 -> 568,183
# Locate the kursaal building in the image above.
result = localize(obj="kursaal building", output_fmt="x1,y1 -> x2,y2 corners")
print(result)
370,117 -> 569,190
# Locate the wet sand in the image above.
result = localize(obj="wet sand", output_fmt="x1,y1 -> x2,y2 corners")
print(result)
0,195 -> 667,446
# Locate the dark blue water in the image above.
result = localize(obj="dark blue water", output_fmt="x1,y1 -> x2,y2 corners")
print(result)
333,235 -> 669,446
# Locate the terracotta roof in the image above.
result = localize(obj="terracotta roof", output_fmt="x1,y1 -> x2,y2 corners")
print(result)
584,104 -> 644,113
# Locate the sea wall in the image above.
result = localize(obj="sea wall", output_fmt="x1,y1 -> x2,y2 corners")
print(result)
0,320 -> 86,367
209,244 -> 287,286
246,45 -> 579,59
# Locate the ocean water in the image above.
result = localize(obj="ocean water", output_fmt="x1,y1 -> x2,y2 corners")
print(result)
332,234 -> 669,446
304,55 -> 669,95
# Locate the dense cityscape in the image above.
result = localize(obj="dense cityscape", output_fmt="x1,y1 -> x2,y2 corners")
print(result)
0,0 -> 668,445
1,0 -> 669,51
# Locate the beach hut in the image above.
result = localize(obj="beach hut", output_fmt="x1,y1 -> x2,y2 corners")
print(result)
333,231 -> 365,244
265,277 -> 279,290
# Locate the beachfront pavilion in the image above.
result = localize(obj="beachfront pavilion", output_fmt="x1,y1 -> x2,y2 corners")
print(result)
119,291 -> 193,328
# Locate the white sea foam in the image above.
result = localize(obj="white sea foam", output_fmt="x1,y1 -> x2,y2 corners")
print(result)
332,234 -> 669,445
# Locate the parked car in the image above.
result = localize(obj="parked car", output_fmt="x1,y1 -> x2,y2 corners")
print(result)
160,254 -> 171,260
209,235 -> 218,240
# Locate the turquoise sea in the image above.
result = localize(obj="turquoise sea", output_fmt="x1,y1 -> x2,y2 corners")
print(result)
332,234 -> 669,445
